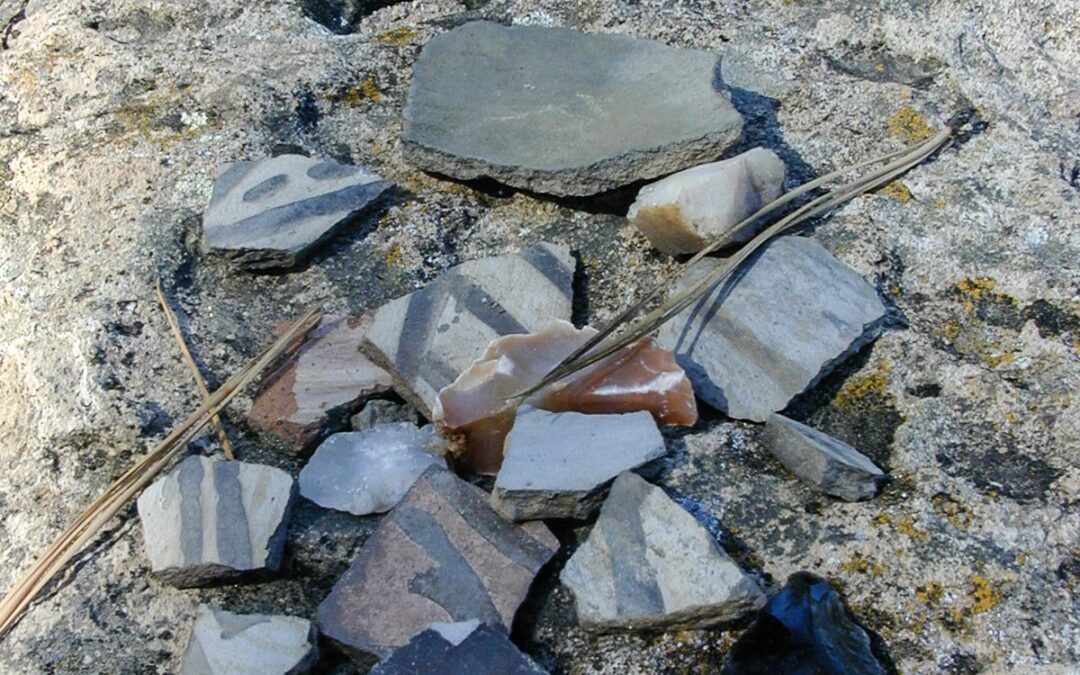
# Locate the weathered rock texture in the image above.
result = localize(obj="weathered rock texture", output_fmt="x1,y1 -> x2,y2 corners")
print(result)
136,456 -> 295,587
298,424 -> 446,515
658,236 -> 888,421
764,413 -> 887,501
202,154 -> 391,269
628,148 -> 786,254
492,406 -> 667,521
363,242 -> 574,418
181,605 -> 318,675
370,621 -> 546,675
401,21 -> 744,196
317,466 -> 558,665
247,314 -> 393,448
561,472 -> 765,631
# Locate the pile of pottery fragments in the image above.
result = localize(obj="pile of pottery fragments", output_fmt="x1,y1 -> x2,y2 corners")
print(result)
144,21 -> 891,674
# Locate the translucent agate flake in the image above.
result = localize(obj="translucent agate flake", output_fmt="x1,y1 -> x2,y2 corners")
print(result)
433,320 -> 697,473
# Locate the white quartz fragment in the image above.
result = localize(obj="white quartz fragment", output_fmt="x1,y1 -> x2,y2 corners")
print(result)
298,424 -> 447,515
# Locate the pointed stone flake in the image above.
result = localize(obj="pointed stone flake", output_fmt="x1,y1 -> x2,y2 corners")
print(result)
299,424 -> 447,516
248,314 -> 393,449
402,22 -> 743,196
658,236 -> 887,421
492,407 -> 667,521
136,456 -> 295,587
370,622 -> 545,675
203,154 -> 392,269
628,148 -> 786,254
181,605 -> 318,675
362,243 -> 574,420
317,466 -> 558,666
561,473 -> 765,631
763,414 -> 886,501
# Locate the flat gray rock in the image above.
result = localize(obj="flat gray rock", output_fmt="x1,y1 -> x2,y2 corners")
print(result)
362,242 -> 574,418
492,406 -> 667,521
763,414 -> 886,501
317,466 -> 558,666
657,236 -> 888,421
181,605 -> 318,675
370,621 -> 545,675
628,148 -> 786,254
136,456 -> 295,587
561,472 -> 765,631
401,21 -> 744,197
298,424 -> 447,516
202,154 -> 392,269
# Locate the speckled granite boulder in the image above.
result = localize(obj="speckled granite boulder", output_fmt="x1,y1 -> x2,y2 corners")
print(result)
136,456 -> 295,587
402,21 -> 743,196
180,605 -> 318,675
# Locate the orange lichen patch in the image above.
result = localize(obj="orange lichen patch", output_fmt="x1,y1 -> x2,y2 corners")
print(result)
887,106 -> 934,143
434,320 -> 697,473
916,581 -> 944,605
360,76 -> 383,103
376,27 -> 418,47
873,512 -> 930,541
969,575 -> 1002,614
878,180 -> 913,202
833,360 -> 892,411
839,554 -> 884,575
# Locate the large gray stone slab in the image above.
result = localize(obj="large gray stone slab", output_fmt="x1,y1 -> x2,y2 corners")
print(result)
401,21 -> 744,197
657,236 -> 888,421
628,148 -> 786,254
763,414 -> 886,501
202,154 -> 392,269
370,621 -> 545,675
362,242 -> 574,418
298,424 -> 447,516
247,314 -> 393,448
492,406 -> 667,521
317,466 -> 558,666
181,605 -> 318,675
136,456 -> 295,587
561,472 -> 765,631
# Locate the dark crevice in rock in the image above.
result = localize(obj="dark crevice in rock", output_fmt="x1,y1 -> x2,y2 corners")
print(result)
299,0 -> 404,35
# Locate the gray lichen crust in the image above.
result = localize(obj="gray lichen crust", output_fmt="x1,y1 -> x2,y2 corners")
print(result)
561,472 -> 766,631
136,456 -> 296,587
763,414 -> 886,501
401,21 -> 744,196
658,235 -> 888,421
492,406 -> 667,521
202,154 -> 392,269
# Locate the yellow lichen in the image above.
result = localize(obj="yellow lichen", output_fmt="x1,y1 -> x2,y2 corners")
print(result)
956,276 -> 998,300
932,197 -> 947,208
360,76 -> 383,103
878,180 -> 913,202
916,581 -> 944,605
932,493 -> 972,529
888,106 -> 934,143
840,554 -> 885,575
376,27 -> 418,47
969,575 -> 1002,614
874,512 -> 930,541
384,244 -> 404,266
833,360 -> 892,411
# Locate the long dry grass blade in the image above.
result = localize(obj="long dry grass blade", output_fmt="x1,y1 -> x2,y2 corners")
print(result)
155,279 -> 235,460
0,306 -> 322,640
514,127 -> 953,401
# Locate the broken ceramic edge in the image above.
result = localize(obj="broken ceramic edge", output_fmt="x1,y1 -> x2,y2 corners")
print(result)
202,154 -> 393,270
628,147 -> 786,255
181,605 -> 319,675
763,414 -> 887,501
247,314 -> 393,450
433,319 -> 696,475
491,406 -> 667,521
359,242 -> 575,422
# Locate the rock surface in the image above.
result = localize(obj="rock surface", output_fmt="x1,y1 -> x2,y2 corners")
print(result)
350,398 -> 420,430
627,148 -> 786,254
723,572 -> 885,675
363,242 -> 574,419
561,472 -> 765,631
181,605 -> 318,675
370,620 -> 546,675
434,320 -> 696,473
764,413 -> 887,501
298,423 -> 446,516
658,236 -> 888,421
401,21 -> 744,196
136,456 -> 295,587
492,406 -> 667,521
202,154 -> 392,269
247,314 -> 393,448
317,466 -> 558,665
